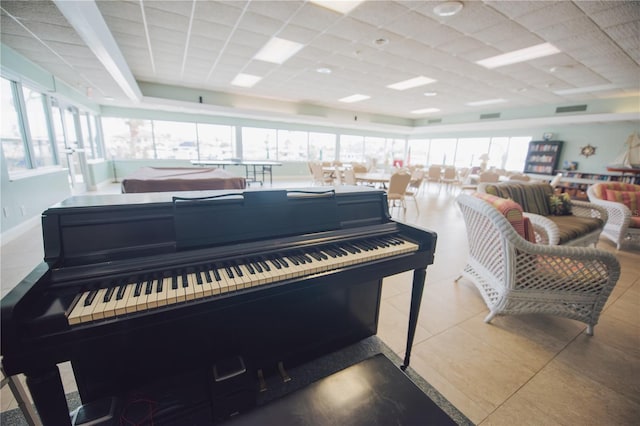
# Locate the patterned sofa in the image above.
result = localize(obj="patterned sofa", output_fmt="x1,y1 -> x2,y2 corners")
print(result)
478,182 -> 607,246
587,182 -> 640,249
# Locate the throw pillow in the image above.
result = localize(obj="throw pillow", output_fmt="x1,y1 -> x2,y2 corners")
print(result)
604,189 -> 640,216
548,193 -> 572,216
472,192 -> 537,243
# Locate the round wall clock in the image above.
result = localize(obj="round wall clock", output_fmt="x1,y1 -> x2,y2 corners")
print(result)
580,144 -> 596,157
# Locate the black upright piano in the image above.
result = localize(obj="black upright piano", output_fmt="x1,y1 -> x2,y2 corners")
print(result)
1,186 -> 437,425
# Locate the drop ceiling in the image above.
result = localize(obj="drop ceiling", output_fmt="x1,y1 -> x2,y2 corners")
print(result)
1,0 -> 638,128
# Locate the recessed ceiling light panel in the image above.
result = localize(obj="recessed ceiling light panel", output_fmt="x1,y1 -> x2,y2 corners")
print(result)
466,98 -> 507,106
411,107 -> 441,114
310,0 -> 364,14
231,73 -> 262,87
316,66 -> 332,74
254,37 -> 304,64
424,91 -> 438,96
387,76 -> 436,91
339,94 -> 370,103
553,84 -> 620,95
476,43 -> 561,69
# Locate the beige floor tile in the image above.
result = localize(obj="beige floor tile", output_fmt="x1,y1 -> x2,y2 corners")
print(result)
555,332 -> 640,404
482,361 -> 640,426
409,327 -> 538,424
377,299 -> 432,354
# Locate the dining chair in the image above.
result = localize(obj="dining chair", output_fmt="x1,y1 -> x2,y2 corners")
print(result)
343,168 -> 357,185
386,171 -> 412,214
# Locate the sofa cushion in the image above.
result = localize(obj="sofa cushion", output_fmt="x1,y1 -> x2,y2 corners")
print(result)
472,192 -> 536,242
604,189 -> 640,216
483,182 -> 553,216
546,215 -> 604,244
592,182 -> 640,199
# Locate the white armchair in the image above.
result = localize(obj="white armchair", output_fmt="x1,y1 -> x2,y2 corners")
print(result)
587,182 -> 640,249
456,193 -> 620,335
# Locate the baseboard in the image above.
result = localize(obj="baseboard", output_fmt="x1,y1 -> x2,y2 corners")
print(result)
0,216 -> 40,245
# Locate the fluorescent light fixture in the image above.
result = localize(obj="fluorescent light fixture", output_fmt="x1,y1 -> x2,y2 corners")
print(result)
339,94 -> 370,103
466,98 -> 507,106
553,84 -> 620,95
231,73 -> 262,87
411,107 -> 441,114
254,37 -> 304,64
387,76 -> 436,91
424,91 -> 438,96
310,0 -> 364,14
476,43 -> 561,69
316,66 -> 332,74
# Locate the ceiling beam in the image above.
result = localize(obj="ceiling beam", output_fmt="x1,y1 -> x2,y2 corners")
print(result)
53,0 -> 142,102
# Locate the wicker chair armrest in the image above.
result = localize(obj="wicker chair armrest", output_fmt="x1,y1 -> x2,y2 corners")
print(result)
524,212 -> 559,245
570,200 -> 608,223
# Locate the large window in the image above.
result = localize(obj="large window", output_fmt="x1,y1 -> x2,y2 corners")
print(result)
340,135 -> 364,163
101,117 -> 154,159
80,112 -> 104,160
407,139 -> 429,166
308,132 -> 335,161
1,77 -> 28,172
197,123 -> 235,160
455,138 -> 490,168
429,138 -> 457,165
277,130 -> 308,161
504,137 -> 531,171
153,120 -> 198,160
22,86 -> 56,167
242,127 -> 276,160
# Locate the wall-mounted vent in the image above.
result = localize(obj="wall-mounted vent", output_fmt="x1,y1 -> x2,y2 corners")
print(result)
428,118 -> 442,124
480,112 -> 501,120
556,104 -> 587,113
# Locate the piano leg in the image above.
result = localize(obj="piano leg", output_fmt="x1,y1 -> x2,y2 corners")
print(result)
25,366 -> 71,426
402,267 -> 426,371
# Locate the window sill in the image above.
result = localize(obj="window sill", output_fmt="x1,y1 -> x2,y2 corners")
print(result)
8,166 -> 66,182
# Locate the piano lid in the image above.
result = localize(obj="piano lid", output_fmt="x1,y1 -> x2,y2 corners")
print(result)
42,186 -> 389,269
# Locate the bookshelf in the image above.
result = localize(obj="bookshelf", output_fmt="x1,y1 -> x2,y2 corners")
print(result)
523,140 -> 563,175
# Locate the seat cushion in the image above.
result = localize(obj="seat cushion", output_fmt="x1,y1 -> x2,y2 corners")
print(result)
630,216 -> 640,228
604,189 -> 640,216
546,215 -> 603,244
472,192 -> 536,242
592,182 -> 640,199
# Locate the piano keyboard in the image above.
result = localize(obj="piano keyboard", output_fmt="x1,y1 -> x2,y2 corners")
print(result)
67,235 -> 419,325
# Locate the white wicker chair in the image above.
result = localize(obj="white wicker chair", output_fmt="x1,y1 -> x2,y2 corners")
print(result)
587,183 -> 640,249
455,193 -> 620,335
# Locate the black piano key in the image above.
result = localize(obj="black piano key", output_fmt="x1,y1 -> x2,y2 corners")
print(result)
269,258 -> 282,269
84,290 -> 98,306
204,269 -> 213,283
103,287 -> 115,303
233,264 -> 243,277
259,259 -> 271,271
224,265 -> 234,279
116,285 -> 127,300
156,278 -> 164,292
245,262 -> 255,274
288,255 -> 300,266
133,281 -> 143,297
308,251 -> 323,261
196,271 -> 203,285
212,268 -> 221,281
279,256 -> 289,267
172,275 -> 178,290
181,272 -> 189,288
145,280 -> 154,295
342,244 -> 358,254
252,260 -> 263,273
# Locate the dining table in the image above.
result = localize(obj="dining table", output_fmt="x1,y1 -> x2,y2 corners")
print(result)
355,172 -> 391,187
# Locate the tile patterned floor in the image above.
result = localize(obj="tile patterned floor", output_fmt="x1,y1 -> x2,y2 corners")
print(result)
1,180 -> 639,425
